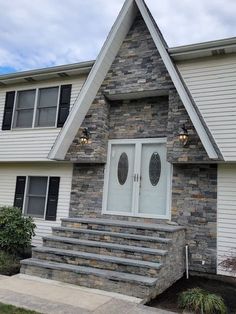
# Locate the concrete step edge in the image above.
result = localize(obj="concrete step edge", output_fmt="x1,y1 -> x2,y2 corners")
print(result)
52,226 -> 172,243
43,235 -> 168,256
33,246 -> 163,269
21,258 -> 158,286
61,217 -> 185,233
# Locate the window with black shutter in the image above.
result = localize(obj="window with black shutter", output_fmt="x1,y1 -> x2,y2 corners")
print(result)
5,84 -> 71,130
16,176 -> 60,220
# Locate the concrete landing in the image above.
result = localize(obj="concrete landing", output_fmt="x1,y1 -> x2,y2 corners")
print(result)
0,275 -> 174,314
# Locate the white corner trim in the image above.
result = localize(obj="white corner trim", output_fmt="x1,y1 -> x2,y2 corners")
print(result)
135,0 -> 218,159
49,0 -> 138,160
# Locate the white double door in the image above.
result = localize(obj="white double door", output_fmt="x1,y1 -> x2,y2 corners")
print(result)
103,139 -> 171,218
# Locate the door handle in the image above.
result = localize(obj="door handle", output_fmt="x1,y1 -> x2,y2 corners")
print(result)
133,174 -> 138,182
133,174 -> 141,182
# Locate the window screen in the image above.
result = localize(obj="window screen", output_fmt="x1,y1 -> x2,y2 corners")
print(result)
35,87 -> 59,127
25,176 -> 48,218
14,90 -> 35,128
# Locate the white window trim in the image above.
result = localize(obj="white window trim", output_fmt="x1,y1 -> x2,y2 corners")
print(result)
11,85 -> 62,130
23,175 -> 50,220
102,138 -> 172,220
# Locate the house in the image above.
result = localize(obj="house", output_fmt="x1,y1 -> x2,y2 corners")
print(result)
0,0 -> 236,301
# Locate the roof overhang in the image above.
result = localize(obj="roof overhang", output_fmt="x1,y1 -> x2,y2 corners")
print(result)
169,37 -> 236,61
0,61 -> 95,87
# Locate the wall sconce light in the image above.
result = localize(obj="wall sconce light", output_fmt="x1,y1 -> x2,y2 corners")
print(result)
179,124 -> 189,146
80,128 -> 91,145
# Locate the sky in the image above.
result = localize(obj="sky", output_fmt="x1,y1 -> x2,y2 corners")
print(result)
0,0 -> 236,74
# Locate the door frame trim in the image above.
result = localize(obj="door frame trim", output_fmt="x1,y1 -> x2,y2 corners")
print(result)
102,138 -> 172,220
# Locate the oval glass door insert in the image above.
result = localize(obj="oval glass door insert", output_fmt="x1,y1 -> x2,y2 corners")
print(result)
149,152 -> 161,186
117,152 -> 129,185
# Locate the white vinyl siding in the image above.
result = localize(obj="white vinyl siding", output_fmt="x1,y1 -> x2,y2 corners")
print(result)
0,76 -> 86,161
0,162 -> 73,246
176,54 -> 236,161
217,164 -> 236,277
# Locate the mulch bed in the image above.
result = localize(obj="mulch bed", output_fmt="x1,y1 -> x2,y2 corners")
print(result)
147,275 -> 236,313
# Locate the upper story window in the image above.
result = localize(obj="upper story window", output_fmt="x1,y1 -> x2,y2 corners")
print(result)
13,87 -> 59,128
2,84 -> 72,131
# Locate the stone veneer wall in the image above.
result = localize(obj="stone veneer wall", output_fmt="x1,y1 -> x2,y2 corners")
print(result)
167,90 -> 215,163
172,164 -> 217,273
68,13 -> 218,273
109,97 -> 168,139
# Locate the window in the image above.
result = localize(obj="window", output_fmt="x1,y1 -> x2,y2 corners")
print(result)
13,86 -> 59,129
14,175 -> 60,220
14,89 -> 36,128
24,177 -> 48,218
3,84 -> 71,131
35,87 -> 59,127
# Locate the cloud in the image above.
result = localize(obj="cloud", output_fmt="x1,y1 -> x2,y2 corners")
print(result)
0,0 -> 235,73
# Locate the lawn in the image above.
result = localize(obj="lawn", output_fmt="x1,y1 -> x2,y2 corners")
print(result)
0,303 -> 40,314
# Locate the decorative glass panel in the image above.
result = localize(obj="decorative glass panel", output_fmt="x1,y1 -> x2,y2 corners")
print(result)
149,152 -> 161,186
117,152 -> 129,185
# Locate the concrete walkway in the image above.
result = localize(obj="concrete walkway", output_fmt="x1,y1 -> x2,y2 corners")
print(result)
0,275 -> 175,314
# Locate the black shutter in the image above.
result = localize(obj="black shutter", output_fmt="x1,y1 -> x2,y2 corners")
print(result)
45,177 -> 60,221
57,85 -> 72,127
2,91 -> 15,130
14,176 -> 26,210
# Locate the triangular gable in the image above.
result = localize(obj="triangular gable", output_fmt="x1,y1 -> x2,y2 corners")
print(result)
49,0 -> 219,160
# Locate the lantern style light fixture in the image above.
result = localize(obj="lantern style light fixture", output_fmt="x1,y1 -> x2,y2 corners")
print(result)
179,124 -> 189,146
80,128 -> 91,145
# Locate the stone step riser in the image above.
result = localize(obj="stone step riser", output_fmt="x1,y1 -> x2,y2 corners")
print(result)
52,230 -> 170,250
32,251 -> 161,277
61,221 -> 176,239
43,239 -> 165,263
20,264 -> 154,299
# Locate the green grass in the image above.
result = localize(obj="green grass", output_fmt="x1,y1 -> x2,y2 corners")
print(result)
0,303 -> 40,314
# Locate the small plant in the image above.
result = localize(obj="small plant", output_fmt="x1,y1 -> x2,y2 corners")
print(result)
0,206 -> 36,255
178,288 -> 227,314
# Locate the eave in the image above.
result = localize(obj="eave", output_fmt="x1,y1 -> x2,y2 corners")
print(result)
0,61 -> 95,87
169,37 -> 236,61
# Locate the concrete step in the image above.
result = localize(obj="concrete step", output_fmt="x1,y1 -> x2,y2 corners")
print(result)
61,217 -> 184,238
43,236 -> 168,262
52,226 -> 172,249
33,246 -> 163,277
20,258 -> 157,299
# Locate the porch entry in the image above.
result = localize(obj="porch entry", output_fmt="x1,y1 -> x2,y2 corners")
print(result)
103,138 -> 171,219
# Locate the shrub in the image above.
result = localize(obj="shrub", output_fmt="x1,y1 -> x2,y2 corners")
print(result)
178,288 -> 227,314
0,251 -> 20,276
0,206 -> 36,255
